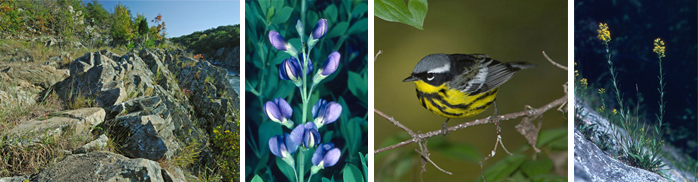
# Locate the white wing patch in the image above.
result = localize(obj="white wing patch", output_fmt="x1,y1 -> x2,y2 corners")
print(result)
461,64 -> 488,93
427,62 -> 450,73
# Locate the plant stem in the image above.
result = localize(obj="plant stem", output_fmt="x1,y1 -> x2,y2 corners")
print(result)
297,150 -> 305,182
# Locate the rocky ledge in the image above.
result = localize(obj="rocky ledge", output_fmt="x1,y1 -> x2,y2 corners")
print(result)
0,48 -> 239,181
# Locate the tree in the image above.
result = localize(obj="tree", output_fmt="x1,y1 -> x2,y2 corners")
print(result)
110,2 -> 134,44
85,0 -> 109,24
151,13 -> 166,40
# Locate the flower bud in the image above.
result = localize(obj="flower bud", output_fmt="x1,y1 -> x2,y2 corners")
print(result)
308,19 -> 328,49
295,18 -> 304,38
264,98 -> 294,129
313,52 -> 341,84
311,142 -> 341,174
279,58 -> 303,87
269,30 -> 298,56
290,122 -> 321,149
312,99 -> 342,128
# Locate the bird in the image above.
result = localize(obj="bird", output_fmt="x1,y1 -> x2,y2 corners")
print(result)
402,53 -> 535,135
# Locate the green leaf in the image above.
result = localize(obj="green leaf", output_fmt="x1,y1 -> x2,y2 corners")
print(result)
374,0 -> 428,30
351,3 -> 368,18
276,157 -> 297,182
521,159 -> 553,177
251,175 -> 263,182
537,128 -> 567,147
347,71 -> 368,104
258,120 -> 282,156
323,130 -> 334,143
258,0 -> 270,17
323,4 -> 338,23
436,143 -> 481,162
322,178 -> 332,182
480,154 -> 526,182
325,21 -> 349,38
360,152 -> 368,181
342,163 -> 364,182
271,6 -> 294,24
347,18 -> 368,35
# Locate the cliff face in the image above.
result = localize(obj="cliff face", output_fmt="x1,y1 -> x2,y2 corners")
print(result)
0,47 -> 239,181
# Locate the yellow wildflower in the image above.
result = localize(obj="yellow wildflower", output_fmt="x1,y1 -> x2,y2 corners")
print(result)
580,78 -> 588,86
599,105 -> 605,112
598,88 -> 605,94
597,23 -> 612,43
612,109 -> 617,115
653,38 -> 665,58
575,70 -> 579,76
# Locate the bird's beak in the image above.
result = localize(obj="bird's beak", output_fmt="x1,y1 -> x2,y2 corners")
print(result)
402,75 -> 418,82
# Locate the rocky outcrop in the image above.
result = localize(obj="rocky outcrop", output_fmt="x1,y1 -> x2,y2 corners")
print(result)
32,151 -> 183,182
210,46 -> 239,70
574,97 -> 694,181
574,129 -> 668,182
9,107 -> 105,145
2,47 -> 238,180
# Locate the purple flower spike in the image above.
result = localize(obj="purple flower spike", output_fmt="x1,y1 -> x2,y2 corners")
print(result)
312,143 -> 341,169
264,98 -> 294,128
268,31 -> 288,51
312,99 -> 342,128
311,19 -> 328,40
290,122 -> 321,149
320,52 -> 340,76
268,133 -> 298,159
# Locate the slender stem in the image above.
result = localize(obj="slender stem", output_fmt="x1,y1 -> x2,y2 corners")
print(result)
307,173 -> 314,182
297,150 -> 306,182
292,162 -> 299,182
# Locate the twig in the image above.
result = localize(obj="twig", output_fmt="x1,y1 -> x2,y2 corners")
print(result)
374,95 -> 567,154
374,50 -> 383,62
542,51 -> 567,70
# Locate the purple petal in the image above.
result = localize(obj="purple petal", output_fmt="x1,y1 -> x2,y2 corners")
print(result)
268,135 -> 282,157
264,101 -> 282,122
278,60 -> 290,80
312,99 -> 326,119
312,143 -> 326,166
323,148 -> 341,167
284,133 -> 298,154
269,31 -> 288,51
290,124 -> 304,148
276,98 -> 293,119
303,123 -> 320,148
324,102 -> 342,124
321,52 -> 341,76
312,19 -> 328,39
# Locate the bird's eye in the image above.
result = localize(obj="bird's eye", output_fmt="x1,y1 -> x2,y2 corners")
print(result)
427,73 -> 435,81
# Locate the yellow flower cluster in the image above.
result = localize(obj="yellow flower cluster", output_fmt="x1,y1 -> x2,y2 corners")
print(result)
597,23 -> 611,43
612,109 -> 617,115
653,38 -> 665,58
598,88 -> 605,94
580,78 -> 588,86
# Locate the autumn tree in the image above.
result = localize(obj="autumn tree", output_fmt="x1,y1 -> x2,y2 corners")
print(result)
151,13 -> 166,40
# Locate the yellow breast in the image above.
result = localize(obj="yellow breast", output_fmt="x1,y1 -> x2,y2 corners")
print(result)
413,80 -> 498,119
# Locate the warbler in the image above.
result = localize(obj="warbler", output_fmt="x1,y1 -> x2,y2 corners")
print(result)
402,53 -> 535,134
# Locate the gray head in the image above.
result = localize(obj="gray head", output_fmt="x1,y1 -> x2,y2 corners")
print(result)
403,54 -> 452,83
412,54 -> 451,74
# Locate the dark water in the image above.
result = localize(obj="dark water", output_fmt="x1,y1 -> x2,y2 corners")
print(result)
575,0 -> 698,157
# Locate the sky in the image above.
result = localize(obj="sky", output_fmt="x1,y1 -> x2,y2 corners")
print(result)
89,0 -> 240,38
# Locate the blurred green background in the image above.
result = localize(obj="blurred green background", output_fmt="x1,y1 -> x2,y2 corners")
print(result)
374,0 -> 568,181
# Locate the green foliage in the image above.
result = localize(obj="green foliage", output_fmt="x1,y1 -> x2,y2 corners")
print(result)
110,2 -> 134,43
374,0 -> 428,30
135,13 -> 148,37
170,25 -> 240,56
212,125 -> 240,181
85,0 -> 109,25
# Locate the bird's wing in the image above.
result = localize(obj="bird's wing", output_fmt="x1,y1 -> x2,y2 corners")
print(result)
450,55 -> 532,95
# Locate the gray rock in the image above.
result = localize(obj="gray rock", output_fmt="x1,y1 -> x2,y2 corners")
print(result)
33,151 -> 165,182
0,64 -> 69,90
120,120 -> 168,161
74,134 -> 109,154
0,175 -> 29,182
9,107 -> 105,145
